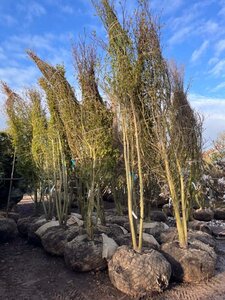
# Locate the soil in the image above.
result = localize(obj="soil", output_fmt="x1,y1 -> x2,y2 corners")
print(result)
1,198 -> 225,300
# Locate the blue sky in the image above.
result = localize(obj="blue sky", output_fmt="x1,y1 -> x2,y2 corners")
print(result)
0,0 -> 225,148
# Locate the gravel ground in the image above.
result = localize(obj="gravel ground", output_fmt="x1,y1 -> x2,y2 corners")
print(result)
1,199 -> 225,300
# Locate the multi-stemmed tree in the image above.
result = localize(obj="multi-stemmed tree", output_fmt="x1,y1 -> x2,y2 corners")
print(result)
1,83 -> 38,194
94,0 -> 203,250
28,48 -> 117,237
93,0 -> 159,251
73,41 -> 118,236
147,60 -> 203,248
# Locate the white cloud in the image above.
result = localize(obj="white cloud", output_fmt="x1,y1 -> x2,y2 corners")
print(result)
190,93 -> 225,108
212,81 -> 225,91
0,14 -> 17,26
201,20 -> 219,35
208,57 -> 219,65
167,1 -> 222,51
61,5 -> 74,14
191,41 -> 209,62
30,2 -> 46,15
203,118 -> 225,148
169,1 -> 216,31
0,47 -> 7,61
215,39 -> 225,56
169,13 -> 196,32
2,32 -> 72,60
210,59 -> 225,76
45,0 -> 86,16
189,93 -> 225,147
169,26 -> 192,45
0,32 -> 75,93
219,8 -> 225,16
17,1 -> 46,23
0,66 -> 39,89
4,34 -> 56,53
151,0 -> 183,14
0,65 -> 40,131
219,0 -> 225,16
0,31 -> 74,105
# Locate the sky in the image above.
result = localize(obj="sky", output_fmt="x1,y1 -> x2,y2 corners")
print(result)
0,0 -> 225,149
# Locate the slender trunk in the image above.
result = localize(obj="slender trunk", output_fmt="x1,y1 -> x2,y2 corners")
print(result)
163,147 -> 188,248
55,186 -> 61,224
53,140 -> 61,224
175,158 -> 188,241
131,138 -> 138,237
173,204 -> 187,248
86,155 -> 96,239
122,114 -> 137,250
131,103 -> 144,252
42,182 -> 48,221
96,185 -> 106,225
59,138 -> 69,225
78,178 -> 85,218
34,188 -> 38,215
6,148 -> 16,217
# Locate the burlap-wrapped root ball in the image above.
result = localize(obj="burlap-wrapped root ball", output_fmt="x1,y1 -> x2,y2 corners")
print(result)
41,225 -> 84,256
64,235 -> 107,272
17,217 -> 36,237
161,240 -> 216,283
193,208 -> 214,222
108,245 -> 171,298
0,217 -> 17,243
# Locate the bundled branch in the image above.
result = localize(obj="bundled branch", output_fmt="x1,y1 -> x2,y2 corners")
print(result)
148,63 -> 203,248
27,51 -> 81,159
93,0 -> 149,251
73,41 -> 117,237
1,82 -> 37,189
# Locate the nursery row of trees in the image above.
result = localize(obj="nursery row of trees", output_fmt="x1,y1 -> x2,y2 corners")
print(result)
1,0 -> 203,250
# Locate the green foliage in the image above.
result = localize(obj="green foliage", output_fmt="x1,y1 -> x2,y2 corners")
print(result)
72,41 -> 118,236
0,132 -> 14,181
2,83 -> 37,187
1,1 -> 203,247
27,51 -> 80,159
30,89 -> 48,176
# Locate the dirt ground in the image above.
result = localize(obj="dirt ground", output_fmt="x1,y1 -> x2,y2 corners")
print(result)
1,199 -> 225,300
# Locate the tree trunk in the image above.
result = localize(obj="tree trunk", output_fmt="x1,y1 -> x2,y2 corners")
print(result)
6,148 -> 16,217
